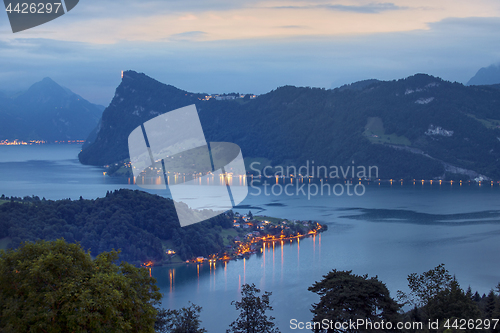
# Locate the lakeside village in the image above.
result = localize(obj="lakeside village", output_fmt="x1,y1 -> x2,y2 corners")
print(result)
198,93 -> 258,101
143,213 -> 327,270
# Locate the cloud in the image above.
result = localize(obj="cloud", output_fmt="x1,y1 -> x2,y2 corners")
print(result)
427,16 -> 500,34
275,25 -> 308,29
3,0 -> 498,44
168,31 -> 208,41
179,14 -> 198,21
0,17 -> 496,105
273,2 -> 407,14
1,3 -> 500,105
323,2 -> 407,13
66,0 -> 260,18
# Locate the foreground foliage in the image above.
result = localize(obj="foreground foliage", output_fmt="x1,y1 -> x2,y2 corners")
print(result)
308,265 -> 500,333
0,189 -> 233,263
0,239 -> 161,333
399,264 -> 498,333
227,283 -> 280,333
155,302 -> 207,333
309,270 -> 401,332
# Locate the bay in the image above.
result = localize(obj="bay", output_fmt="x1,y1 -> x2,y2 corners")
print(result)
1,145 -> 500,332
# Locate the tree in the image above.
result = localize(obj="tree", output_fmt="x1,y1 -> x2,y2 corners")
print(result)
425,279 -> 481,328
308,269 -> 401,333
227,283 -> 280,333
398,264 -> 484,332
485,290 -> 497,319
493,287 -> 500,333
155,302 -> 206,333
398,263 -> 453,308
0,239 -> 161,332
0,189 -> 236,264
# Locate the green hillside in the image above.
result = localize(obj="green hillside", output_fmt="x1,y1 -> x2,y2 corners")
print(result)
0,190 -> 233,265
79,71 -> 500,180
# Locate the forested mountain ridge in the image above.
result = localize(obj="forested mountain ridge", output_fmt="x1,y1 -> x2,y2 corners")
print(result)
0,77 -> 103,142
80,71 -> 500,180
0,189 -> 233,264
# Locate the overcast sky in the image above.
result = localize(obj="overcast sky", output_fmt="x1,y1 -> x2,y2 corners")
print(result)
1,0 -> 500,105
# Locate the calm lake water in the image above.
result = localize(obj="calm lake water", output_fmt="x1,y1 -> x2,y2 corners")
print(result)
1,145 -> 500,332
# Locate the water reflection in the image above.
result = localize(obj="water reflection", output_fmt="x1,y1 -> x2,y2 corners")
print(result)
130,174 -> 491,192
131,172 -> 249,187
154,235 -> 321,293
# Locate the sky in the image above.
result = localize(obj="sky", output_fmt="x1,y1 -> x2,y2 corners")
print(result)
1,0 -> 500,105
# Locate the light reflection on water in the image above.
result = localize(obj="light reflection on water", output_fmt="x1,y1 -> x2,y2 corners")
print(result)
153,233 -> 327,332
132,173 -> 248,187
2,145 -> 500,332
156,234 -> 320,293
153,209 -> 500,332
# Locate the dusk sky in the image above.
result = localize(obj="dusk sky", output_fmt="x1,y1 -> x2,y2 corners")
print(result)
1,0 -> 500,105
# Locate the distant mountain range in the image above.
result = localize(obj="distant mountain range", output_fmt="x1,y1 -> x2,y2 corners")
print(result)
467,64 -> 500,86
0,78 -> 104,142
79,70 -> 500,180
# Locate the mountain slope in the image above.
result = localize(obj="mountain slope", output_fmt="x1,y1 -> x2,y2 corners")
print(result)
79,71 -> 202,164
0,78 -> 103,141
79,71 -> 500,180
467,64 -> 500,86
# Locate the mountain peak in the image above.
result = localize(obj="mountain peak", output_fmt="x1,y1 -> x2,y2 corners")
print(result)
35,77 -> 64,90
41,77 -> 56,83
121,70 -> 136,81
403,73 -> 442,84
27,77 -> 67,95
467,63 -> 500,86
337,79 -> 381,92
115,70 -> 189,101
16,77 -> 81,112
0,77 -> 103,142
121,70 -> 168,88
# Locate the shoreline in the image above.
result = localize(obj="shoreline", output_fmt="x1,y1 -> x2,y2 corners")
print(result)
142,218 -> 327,269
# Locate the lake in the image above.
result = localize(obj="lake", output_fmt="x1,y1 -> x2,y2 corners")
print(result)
1,144 -> 500,332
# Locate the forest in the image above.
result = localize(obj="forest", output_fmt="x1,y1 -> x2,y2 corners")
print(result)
1,231 -> 499,332
80,71 -> 500,180
0,189 -> 234,264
